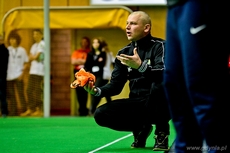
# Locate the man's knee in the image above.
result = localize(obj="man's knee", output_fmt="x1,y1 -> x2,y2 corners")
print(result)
94,107 -> 106,127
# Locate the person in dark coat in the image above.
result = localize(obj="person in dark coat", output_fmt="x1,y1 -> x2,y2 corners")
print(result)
0,35 -> 9,117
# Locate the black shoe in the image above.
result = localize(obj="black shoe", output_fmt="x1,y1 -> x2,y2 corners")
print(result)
131,139 -> 146,148
131,125 -> 153,148
153,132 -> 169,151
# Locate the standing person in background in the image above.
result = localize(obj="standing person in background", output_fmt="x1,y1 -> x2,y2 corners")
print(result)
164,0 -> 230,152
20,29 -> 45,117
6,31 -> 28,116
71,37 -> 91,116
84,37 -> 111,115
0,35 -> 9,118
83,11 -> 171,151
101,39 -> 115,85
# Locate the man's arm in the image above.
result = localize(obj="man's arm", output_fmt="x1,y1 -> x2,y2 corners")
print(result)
71,51 -> 87,66
71,58 -> 86,65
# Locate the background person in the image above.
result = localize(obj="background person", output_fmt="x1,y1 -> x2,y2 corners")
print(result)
164,0 -> 230,152
84,37 -> 112,115
101,38 -> 115,84
6,31 -> 28,116
0,35 -> 9,118
71,36 -> 91,116
84,11 -> 171,151
20,29 -> 45,117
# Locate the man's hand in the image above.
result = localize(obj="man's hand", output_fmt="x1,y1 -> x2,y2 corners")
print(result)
116,47 -> 141,69
83,81 -> 98,95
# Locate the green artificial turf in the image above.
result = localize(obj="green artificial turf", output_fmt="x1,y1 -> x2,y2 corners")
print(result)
0,117 -> 176,153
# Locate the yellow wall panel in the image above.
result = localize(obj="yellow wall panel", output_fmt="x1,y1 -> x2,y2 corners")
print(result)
50,0 -> 67,6
22,0 -> 44,6
140,6 -> 167,39
69,0 -> 89,6
0,0 -> 21,19
0,0 -> 21,36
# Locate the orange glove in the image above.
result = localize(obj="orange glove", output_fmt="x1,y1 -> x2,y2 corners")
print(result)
70,68 -> 96,88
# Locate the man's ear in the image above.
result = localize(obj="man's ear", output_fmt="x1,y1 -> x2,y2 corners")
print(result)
144,24 -> 151,32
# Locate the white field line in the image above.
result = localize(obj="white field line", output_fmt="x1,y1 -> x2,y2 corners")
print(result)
88,133 -> 133,153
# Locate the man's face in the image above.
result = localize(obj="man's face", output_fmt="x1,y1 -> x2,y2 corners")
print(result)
126,14 -> 146,42
33,31 -> 43,42
9,38 -> 17,47
81,38 -> 89,49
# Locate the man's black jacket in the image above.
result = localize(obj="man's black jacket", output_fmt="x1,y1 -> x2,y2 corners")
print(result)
99,34 -> 166,99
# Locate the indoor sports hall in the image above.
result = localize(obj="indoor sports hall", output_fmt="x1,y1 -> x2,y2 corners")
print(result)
1,1 -> 175,153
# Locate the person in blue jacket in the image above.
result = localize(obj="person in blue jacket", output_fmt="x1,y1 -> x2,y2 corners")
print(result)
164,0 -> 230,152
